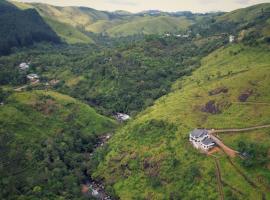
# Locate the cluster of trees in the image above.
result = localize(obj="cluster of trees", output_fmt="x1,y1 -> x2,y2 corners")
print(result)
0,34 -> 226,115
0,128 -> 97,199
0,91 -> 115,199
0,1 -> 60,55
237,141 -> 269,168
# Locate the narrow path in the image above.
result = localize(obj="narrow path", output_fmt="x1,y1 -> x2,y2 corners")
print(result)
221,180 -> 245,196
212,124 -> 270,134
231,102 -> 270,106
209,134 -> 239,157
226,155 -> 267,199
213,157 -> 224,200
226,156 -> 258,189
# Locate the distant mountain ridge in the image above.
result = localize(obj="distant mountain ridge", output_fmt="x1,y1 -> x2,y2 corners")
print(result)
10,1 -> 210,43
0,1 -> 60,55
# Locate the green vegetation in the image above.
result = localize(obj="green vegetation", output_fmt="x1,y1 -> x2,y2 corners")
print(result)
93,43 -> 270,199
0,34 -> 226,115
10,1 -> 212,43
0,1 -> 60,55
1,2 -> 270,200
0,90 -> 116,199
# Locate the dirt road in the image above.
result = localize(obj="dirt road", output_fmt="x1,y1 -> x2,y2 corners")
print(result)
212,124 -> 270,134
213,157 -> 224,200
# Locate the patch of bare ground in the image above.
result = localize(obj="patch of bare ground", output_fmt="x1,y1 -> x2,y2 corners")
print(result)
201,100 -> 231,114
209,87 -> 228,96
238,89 -> 253,102
35,99 -> 59,115
208,147 -> 221,155
201,100 -> 221,114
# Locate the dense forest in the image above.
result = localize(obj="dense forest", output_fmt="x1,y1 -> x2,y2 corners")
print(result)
0,90 -> 116,199
0,34 -> 227,115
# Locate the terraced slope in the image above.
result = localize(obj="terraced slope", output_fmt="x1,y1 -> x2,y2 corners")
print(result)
93,43 -> 270,199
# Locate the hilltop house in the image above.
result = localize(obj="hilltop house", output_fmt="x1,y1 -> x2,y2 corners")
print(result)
189,129 -> 216,151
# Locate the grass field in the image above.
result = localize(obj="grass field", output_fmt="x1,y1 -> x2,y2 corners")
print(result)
93,43 -> 270,199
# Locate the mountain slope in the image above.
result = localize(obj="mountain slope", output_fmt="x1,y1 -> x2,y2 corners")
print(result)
0,1 -> 60,55
92,43 -> 270,199
106,16 -> 193,37
0,90 -> 116,199
192,3 -> 270,42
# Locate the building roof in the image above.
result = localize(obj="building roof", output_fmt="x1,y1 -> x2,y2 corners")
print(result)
201,137 -> 215,146
116,113 -> 130,121
27,74 -> 39,78
190,129 -> 208,138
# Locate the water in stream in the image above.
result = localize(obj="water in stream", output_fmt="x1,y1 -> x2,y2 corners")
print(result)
81,134 -> 113,200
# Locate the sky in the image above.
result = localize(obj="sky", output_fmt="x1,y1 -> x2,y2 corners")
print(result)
15,0 -> 270,13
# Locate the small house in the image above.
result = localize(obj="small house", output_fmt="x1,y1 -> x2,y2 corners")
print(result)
115,113 -> 130,122
229,35 -> 235,43
19,63 -> 29,70
27,73 -> 39,82
189,129 -> 216,151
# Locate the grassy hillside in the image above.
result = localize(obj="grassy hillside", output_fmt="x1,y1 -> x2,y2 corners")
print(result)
0,1 -> 60,55
0,90 -> 116,199
106,16 -> 193,37
11,1 -> 95,44
192,3 -> 270,43
92,43 -> 270,199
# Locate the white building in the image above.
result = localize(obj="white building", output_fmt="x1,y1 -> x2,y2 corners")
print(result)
189,129 -> 216,151
115,113 -> 130,122
229,35 -> 235,43
19,63 -> 29,70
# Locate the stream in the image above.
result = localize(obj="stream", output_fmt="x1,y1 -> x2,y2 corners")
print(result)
81,133 -> 113,200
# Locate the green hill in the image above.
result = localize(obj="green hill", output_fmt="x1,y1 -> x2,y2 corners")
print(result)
92,43 -> 270,199
192,3 -> 270,43
0,90 -> 116,199
106,16 -> 193,37
0,1 -> 60,55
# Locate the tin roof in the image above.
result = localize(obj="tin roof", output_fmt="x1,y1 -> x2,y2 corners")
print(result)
190,129 -> 208,138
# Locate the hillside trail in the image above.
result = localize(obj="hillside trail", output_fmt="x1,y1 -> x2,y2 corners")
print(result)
213,157 -> 225,200
211,124 -> 270,134
207,124 -> 270,157
209,134 -> 239,157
